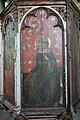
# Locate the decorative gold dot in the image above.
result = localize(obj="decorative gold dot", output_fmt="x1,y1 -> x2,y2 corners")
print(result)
23,47 -> 25,49
28,60 -> 32,64
56,53 -> 59,55
29,68 -> 31,72
29,30 -> 32,33
56,60 -> 60,63
28,45 -> 31,48
23,30 -> 25,33
24,61 -> 26,64
34,47 -> 36,50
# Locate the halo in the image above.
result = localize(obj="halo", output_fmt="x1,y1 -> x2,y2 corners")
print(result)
35,35 -> 52,48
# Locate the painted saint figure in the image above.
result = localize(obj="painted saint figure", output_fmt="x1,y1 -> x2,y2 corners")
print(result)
28,35 -> 61,107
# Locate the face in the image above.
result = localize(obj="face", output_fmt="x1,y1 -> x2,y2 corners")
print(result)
37,36 -> 51,53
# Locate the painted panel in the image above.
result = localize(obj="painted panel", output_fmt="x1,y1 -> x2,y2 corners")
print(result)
21,7 -> 64,108
4,17 -> 15,104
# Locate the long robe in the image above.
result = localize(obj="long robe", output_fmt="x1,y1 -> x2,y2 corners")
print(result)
28,51 -> 61,107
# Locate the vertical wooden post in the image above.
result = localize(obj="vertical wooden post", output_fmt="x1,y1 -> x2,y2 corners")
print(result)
0,0 -> 5,101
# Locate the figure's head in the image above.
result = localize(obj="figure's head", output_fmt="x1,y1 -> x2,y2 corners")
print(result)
35,35 -> 51,53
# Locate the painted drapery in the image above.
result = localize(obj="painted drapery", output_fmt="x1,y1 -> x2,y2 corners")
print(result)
4,17 -> 15,104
